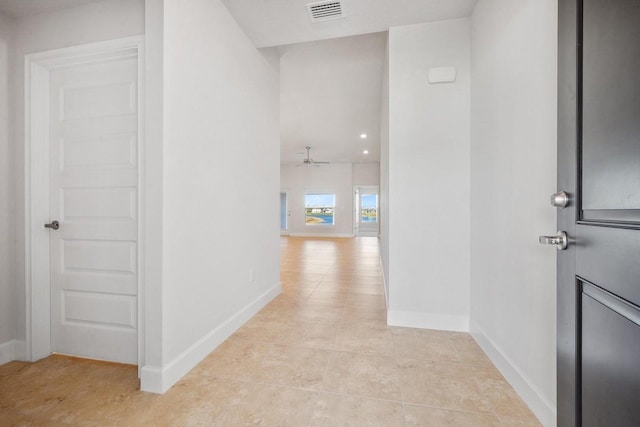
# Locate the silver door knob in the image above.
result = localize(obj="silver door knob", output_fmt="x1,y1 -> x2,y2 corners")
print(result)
539,231 -> 568,250
550,191 -> 569,208
44,220 -> 60,230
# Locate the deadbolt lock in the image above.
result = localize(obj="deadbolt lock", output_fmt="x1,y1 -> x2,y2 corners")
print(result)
550,191 -> 569,208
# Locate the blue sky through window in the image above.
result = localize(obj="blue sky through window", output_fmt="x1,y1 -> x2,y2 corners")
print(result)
361,194 -> 377,208
305,193 -> 335,207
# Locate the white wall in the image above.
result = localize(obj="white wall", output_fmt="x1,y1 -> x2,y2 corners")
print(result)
11,0 -> 145,359
143,0 -> 165,374
470,1 -> 557,425
380,35 -> 390,301
281,163 -> 355,237
0,11 -> 15,363
352,162 -> 380,186
145,0 -> 280,392
386,19 -> 471,332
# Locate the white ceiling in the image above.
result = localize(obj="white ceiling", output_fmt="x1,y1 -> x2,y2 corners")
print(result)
0,0 -> 104,18
221,0 -> 477,48
279,32 -> 386,165
226,0 -> 477,165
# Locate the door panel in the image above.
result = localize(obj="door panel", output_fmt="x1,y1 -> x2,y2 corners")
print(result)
558,0 -> 640,425
581,0 -> 640,218
581,286 -> 640,426
576,225 -> 640,306
49,55 -> 138,364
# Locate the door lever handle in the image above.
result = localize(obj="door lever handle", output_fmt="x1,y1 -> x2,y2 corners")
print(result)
44,220 -> 60,230
539,231 -> 568,250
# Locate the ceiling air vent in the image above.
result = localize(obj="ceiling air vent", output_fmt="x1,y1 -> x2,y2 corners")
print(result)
307,1 -> 345,23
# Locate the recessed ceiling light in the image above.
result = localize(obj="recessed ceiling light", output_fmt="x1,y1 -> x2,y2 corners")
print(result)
363,150 -> 369,154
360,133 -> 367,139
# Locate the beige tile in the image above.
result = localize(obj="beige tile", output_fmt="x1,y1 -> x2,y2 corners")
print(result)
211,381 -> 318,426
393,329 -> 492,366
469,363 -> 537,419
0,410 -> 49,427
321,352 -> 402,401
350,283 -> 385,296
499,416 -> 544,426
404,405 -> 502,427
278,321 -> 338,350
195,337 -> 265,380
233,319 -> 288,343
252,304 -> 302,322
307,290 -> 350,305
252,344 -> 332,390
351,276 -> 384,286
342,305 -> 387,323
129,376 -> 240,426
201,339 -> 331,390
310,393 -> 405,427
315,280 -> 352,293
296,303 -> 345,324
345,293 -> 387,310
396,358 -> 492,413
334,321 -> 395,355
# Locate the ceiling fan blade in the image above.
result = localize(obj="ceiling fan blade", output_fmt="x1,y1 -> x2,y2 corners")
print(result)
314,161 -> 330,164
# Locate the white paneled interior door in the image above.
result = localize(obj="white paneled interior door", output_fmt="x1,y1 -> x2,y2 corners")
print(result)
48,54 -> 138,364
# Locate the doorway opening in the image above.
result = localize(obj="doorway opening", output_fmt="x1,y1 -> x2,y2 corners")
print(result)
280,191 -> 290,235
354,186 -> 379,237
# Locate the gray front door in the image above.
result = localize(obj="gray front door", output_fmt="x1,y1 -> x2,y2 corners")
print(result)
557,0 -> 640,426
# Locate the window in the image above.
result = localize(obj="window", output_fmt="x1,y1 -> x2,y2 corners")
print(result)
305,193 -> 335,225
361,194 -> 378,223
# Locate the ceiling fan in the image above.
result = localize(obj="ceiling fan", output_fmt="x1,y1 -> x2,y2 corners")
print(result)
296,146 -> 330,167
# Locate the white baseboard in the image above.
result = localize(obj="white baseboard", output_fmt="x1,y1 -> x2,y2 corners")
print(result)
470,322 -> 555,427
387,310 -> 469,332
0,340 -> 16,365
289,233 -> 354,238
14,340 -> 27,361
356,231 -> 378,237
140,282 -> 281,394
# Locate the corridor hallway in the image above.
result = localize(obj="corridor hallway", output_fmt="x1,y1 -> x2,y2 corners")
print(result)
0,237 -> 540,425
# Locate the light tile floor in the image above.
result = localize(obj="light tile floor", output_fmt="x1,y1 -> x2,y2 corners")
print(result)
0,237 -> 542,426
